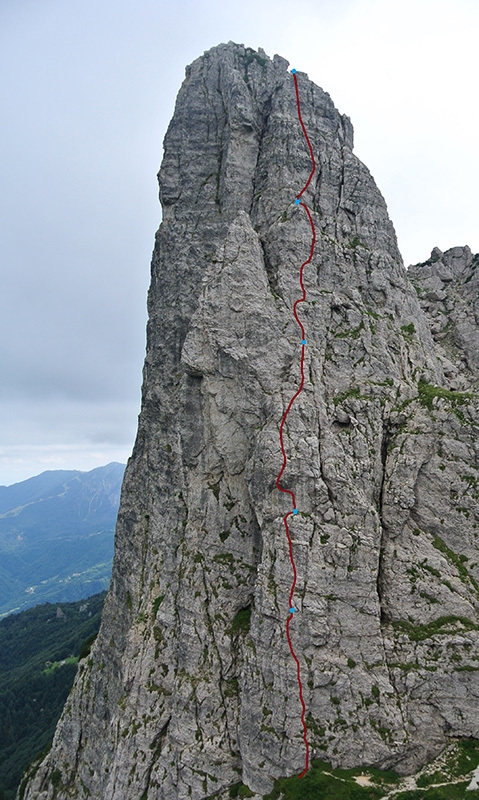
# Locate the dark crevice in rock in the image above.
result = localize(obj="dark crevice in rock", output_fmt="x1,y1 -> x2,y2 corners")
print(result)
258,238 -> 280,299
249,93 -> 273,215
312,166 -> 323,215
336,145 -> 346,217
201,567 -> 236,756
318,427 -> 335,511
378,421 -> 390,526
377,420 -> 391,624
375,420 -> 408,736
179,374 -> 204,467
142,717 -> 171,798
215,142 -> 225,214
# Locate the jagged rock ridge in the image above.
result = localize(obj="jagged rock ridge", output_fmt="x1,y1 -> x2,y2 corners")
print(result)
23,43 -> 479,800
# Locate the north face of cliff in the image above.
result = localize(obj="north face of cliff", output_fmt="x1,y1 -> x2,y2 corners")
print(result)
22,43 -> 479,800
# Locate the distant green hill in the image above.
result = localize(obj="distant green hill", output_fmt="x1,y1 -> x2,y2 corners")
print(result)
0,462 -> 124,617
0,592 -> 105,800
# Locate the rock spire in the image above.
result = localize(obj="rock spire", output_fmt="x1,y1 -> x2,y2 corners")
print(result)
22,42 -> 479,800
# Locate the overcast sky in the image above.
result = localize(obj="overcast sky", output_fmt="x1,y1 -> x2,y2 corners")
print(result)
1,0 -> 478,486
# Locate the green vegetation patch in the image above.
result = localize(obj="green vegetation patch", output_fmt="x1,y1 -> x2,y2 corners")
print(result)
333,387 -> 369,406
152,594 -> 165,618
454,737 -> 479,773
335,322 -> 365,340
213,553 -> 234,566
228,606 -> 252,636
262,742 -> 479,800
392,615 -> 479,642
42,656 -> 78,675
78,631 -> 98,660
241,48 -> 267,84
432,535 -> 479,593
0,593 -> 105,799
263,759 -> 399,800
393,785 -> 473,799
401,323 -> 416,343
350,236 -> 369,249
417,380 -> 476,412
229,781 -> 255,797
223,677 -> 238,698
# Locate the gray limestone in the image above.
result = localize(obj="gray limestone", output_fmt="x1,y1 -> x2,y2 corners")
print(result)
21,42 -> 479,800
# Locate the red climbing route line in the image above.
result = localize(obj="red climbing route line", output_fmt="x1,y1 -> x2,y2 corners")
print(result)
275,69 -> 317,780
292,74 -> 317,199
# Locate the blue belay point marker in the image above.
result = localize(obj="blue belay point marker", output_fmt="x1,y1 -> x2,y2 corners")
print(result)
291,69 -> 296,74
293,508 -> 298,515
295,198 -> 301,205
302,339 -> 307,345
290,607 -> 295,613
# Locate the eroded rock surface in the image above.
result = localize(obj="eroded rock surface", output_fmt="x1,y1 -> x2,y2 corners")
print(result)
22,42 -> 479,800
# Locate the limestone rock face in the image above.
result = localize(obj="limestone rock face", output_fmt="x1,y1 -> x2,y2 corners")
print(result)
409,246 -> 479,385
22,43 -> 479,800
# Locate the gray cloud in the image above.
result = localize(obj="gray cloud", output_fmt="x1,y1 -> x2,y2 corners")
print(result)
0,398 -> 138,484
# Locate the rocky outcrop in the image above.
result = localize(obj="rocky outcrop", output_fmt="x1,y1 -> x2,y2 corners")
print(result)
409,245 -> 479,385
22,43 -> 479,800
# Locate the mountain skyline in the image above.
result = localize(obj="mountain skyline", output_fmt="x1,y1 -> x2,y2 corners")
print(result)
0,462 -> 125,617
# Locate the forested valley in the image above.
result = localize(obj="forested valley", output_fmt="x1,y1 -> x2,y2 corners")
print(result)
0,592 -> 105,799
